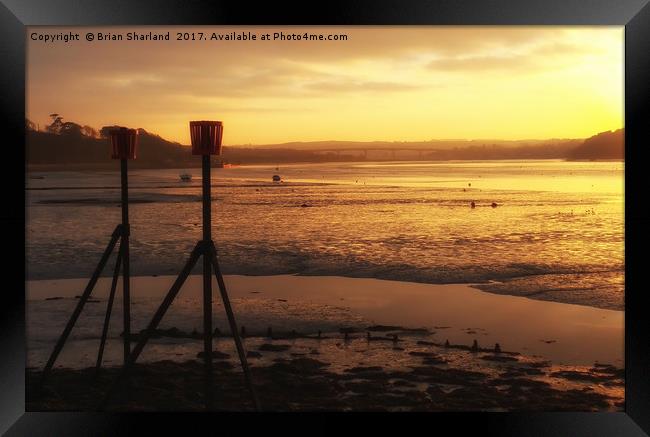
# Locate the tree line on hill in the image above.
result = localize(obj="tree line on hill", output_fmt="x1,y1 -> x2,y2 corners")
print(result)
25,114 -> 624,169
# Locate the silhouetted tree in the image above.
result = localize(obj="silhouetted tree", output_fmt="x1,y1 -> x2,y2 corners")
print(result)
81,125 -> 98,138
46,113 -> 64,134
25,118 -> 37,132
59,121 -> 83,137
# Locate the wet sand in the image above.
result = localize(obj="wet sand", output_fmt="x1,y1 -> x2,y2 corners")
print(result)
27,274 -> 624,366
27,275 -> 624,411
27,336 -> 624,412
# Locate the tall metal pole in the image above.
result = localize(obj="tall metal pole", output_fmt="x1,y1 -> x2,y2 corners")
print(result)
202,154 -> 213,409
120,158 -> 131,365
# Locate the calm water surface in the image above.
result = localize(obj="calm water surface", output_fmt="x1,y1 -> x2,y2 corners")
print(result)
26,159 -> 624,310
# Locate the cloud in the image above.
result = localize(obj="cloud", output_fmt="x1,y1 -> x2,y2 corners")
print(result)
532,41 -> 600,56
91,63 -> 426,100
428,54 -> 534,71
426,37 -> 603,73
86,60 -> 335,99
26,26 -> 622,143
302,80 -> 423,93
103,74 -> 165,87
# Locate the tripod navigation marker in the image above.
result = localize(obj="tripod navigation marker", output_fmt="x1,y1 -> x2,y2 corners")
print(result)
101,120 -> 260,411
40,127 -> 137,387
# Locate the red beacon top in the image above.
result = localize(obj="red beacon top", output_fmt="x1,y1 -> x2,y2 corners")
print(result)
109,127 -> 138,160
189,120 -> 223,155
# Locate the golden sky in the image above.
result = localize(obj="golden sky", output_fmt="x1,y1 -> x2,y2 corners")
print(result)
27,26 -> 623,145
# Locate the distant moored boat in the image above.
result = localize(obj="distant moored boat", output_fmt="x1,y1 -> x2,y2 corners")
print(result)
179,172 -> 192,182
272,174 -> 282,182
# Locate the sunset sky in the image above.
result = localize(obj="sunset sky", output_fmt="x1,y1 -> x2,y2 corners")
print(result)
27,26 -> 623,145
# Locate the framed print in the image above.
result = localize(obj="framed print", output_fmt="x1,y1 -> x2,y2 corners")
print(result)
1,0 -> 649,435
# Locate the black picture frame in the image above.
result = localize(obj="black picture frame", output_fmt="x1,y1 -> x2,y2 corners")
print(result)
2,0 -> 649,435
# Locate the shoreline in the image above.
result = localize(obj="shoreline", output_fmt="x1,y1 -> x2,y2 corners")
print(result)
26,158 -> 625,173
27,274 -> 623,367
25,270 -> 624,312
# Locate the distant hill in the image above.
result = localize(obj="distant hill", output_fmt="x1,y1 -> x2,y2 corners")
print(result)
567,129 -> 624,160
25,117 -> 623,169
26,127 -> 190,168
25,126 -> 350,169
238,138 -> 581,151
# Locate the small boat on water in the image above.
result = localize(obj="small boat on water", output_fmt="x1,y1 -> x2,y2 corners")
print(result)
179,172 -> 192,182
272,174 -> 282,182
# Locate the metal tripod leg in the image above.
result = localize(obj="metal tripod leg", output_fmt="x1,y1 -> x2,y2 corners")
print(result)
95,241 -> 123,373
40,225 -> 123,387
209,244 -> 261,411
99,241 -> 203,408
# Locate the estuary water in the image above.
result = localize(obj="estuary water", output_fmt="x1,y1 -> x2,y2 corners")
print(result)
26,159 -> 624,310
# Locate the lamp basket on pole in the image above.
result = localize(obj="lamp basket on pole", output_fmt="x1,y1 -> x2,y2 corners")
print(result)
110,127 -> 138,160
190,120 -> 223,156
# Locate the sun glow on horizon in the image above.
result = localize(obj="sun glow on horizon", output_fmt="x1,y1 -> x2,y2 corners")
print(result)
27,26 -> 623,145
